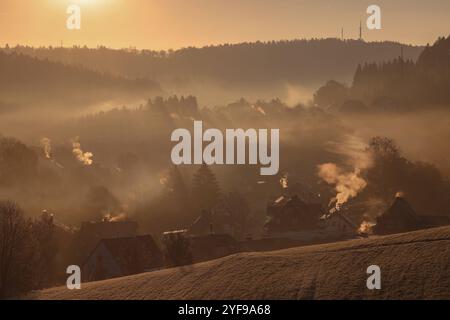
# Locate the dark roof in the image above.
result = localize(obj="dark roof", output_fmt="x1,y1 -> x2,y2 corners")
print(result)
322,211 -> 358,229
385,197 -> 417,218
265,195 -> 324,232
374,197 -> 421,234
269,195 -> 324,215
189,210 -> 213,235
86,235 -> 162,275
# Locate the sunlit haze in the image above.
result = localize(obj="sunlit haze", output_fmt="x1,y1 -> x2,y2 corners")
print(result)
1,0 -> 449,49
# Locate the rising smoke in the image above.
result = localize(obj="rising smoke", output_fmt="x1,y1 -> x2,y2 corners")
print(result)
40,138 -> 52,159
72,137 -> 94,166
279,172 -> 289,189
317,135 -> 373,209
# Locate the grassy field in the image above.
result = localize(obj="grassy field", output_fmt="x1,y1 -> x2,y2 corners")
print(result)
27,226 -> 450,300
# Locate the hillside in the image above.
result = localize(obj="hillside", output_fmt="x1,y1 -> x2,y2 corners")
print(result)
0,52 -> 161,112
28,226 -> 450,300
5,39 -> 423,85
350,35 -> 450,109
2,39 -> 424,106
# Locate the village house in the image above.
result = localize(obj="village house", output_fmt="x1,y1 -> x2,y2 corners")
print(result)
373,196 -> 450,235
189,209 -> 233,236
319,210 -> 359,237
163,229 -> 238,264
265,195 -> 324,234
264,195 -> 359,242
77,219 -> 138,261
82,235 -> 163,282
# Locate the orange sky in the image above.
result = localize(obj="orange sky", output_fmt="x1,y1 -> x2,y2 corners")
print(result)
1,0 -> 449,49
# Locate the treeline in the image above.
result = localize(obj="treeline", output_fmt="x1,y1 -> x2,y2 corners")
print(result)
353,36 -> 450,108
2,39 -> 423,85
313,36 -> 450,112
0,52 -> 161,110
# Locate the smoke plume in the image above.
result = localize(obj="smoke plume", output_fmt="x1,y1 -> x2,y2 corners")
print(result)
72,137 -> 94,166
279,172 -> 289,189
40,138 -> 51,159
358,220 -> 375,234
318,163 -> 367,207
318,135 -> 373,208
103,213 -> 128,222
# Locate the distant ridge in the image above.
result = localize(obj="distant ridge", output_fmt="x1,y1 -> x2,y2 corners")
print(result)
3,39 -> 424,85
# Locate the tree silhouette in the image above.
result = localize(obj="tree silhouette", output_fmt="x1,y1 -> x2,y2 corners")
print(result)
191,164 -> 221,212
0,201 -> 31,298
0,137 -> 38,186
162,233 -> 192,267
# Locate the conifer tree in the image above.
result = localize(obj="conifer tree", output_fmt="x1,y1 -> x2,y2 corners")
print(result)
191,164 -> 221,212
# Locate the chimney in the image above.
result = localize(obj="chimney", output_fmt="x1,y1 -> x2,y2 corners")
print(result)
359,21 -> 362,40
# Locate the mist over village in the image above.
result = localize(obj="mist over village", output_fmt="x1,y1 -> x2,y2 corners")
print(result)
0,0 -> 449,303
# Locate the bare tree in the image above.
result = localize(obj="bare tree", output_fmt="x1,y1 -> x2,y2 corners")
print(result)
0,201 -> 31,299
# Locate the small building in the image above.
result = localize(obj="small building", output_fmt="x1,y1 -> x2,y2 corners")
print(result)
374,196 -> 450,235
82,235 -> 163,282
77,220 -> 138,261
162,229 -> 238,264
189,210 -> 233,236
189,193 -> 250,239
265,195 -> 325,234
373,196 -> 420,234
320,211 -> 358,237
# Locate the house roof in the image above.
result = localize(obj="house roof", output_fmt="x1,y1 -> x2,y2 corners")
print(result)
270,195 -> 324,217
85,235 -> 162,275
386,197 -> 417,217
321,211 -> 358,230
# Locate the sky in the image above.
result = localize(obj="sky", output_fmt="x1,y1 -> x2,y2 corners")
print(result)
0,0 -> 449,50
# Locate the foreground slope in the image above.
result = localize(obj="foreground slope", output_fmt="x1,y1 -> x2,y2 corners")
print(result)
29,226 -> 450,300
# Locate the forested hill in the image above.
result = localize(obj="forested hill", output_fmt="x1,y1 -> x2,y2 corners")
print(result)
3,39 -> 423,85
0,52 -> 161,111
350,36 -> 450,109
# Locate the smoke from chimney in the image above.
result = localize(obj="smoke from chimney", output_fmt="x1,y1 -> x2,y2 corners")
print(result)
103,213 -> 128,222
40,138 -> 51,159
358,220 -> 375,234
279,172 -> 289,189
395,191 -> 405,198
318,163 -> 367,207
72,137 -> 94,166
251,104 -> 267,116
318,135 -> 373,209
